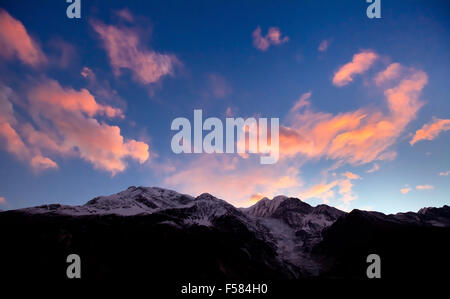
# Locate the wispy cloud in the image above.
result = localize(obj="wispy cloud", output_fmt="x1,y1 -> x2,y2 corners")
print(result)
92,15 -> 177,84
410,118 -> 450,145
332,50 -> 378,86
375,62 -> 402,85
439,170 -> 450,176
400,187 -> 412,194
207,73 -> 231,98
318,39 -> 332,52
300,173 -> 360,207
366,163 -> 380,173
252,26 -> 289,51
0,9 -> 46,66
416,184 -> 434,190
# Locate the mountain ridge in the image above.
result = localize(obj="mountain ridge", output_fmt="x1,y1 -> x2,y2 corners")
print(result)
0,185 -> 449,281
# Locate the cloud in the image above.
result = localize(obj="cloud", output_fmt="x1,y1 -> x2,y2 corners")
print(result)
332,50 -> 378,86
0,85 -> 57,171
416,185 -> 434,190
116,8 -> 134,22
439,170 -> 450,176
0,196 -> 5,204
164,155 -> 302,207
290,91 -> 312,113
92,19 -> 177,84
410,118 -> 450,145
342,171 -> 361,180
366,163 -> 380,173
249,193 -> 265,204
300,181 -> 337,203
375,62 -> 402,85
0,79 -> 149,175
166,52 -> 427,210
0,9 -> 46,66
400,187 -> 412,194
252,26 -> 289,51
318,39 -> 332,52
300,174 -> 359,206
279,59 -> 427,167
26,79 -> 149,174
81,66 -> 96,80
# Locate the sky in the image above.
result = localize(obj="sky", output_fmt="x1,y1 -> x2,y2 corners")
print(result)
0,0 -> 449,214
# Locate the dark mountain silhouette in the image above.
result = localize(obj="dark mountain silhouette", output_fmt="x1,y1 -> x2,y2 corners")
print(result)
0,186 -> 448,283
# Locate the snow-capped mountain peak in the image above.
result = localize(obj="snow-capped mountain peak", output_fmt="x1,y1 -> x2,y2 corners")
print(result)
19,186 -> 195,216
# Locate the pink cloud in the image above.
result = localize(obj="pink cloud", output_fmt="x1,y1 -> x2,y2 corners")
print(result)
366,163 -> 380,173
332,50 -> 378,86
375,62 -> 402,85
0,196 -> 5,204
0,86 -> 57,172
410,118 -> 450,145
92,20 -> 177,84
300,174 -> 360,206
400,187 -> 411,194
0,9 -> 46,66
290,91 -> 312,113
318,39 -> 332,52
164,155 -> 303,207
280,58 -> 427,166
342,171 -> 361,180
0,79 -> 149,175
416,185 -> 434,190
26,79 -> 149,174
252,26 -> 289,51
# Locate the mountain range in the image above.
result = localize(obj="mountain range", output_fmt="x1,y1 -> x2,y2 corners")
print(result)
0,186 -> 449,282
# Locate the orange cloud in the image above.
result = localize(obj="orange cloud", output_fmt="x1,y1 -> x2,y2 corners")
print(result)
332,50 -> 378,86
375,62 -> 402,85
410,118 -> 450,145
92,20 -> 177,84
279,60 -> 427,166
0,9 -> 46,66
164,155 -> 302,207
416,185 -> 434,190
249,193 -> 265,203
252,26 -> 289,51
0,196 -> 5,204
342,171 -> 361,180
400,187 -> 411,194
300,175 -> 359,206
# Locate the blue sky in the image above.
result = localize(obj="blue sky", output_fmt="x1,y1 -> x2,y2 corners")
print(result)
0,0 -> 449,213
